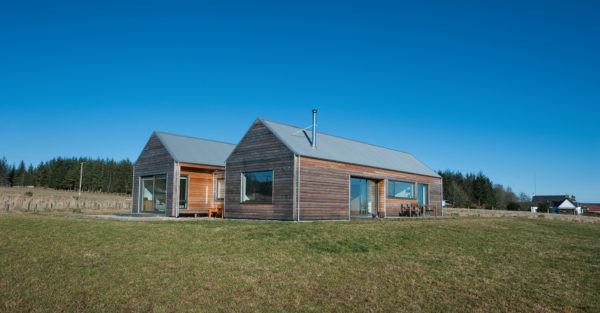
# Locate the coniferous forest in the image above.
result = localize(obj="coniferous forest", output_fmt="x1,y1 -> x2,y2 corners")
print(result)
0,157 -> 133,194
438,170 -> 531,210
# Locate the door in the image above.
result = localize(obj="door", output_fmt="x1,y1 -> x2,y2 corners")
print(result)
350,177 -> 378,217
141,177 -> 154,212
140,175 -> 167,213
418,183 -> 429,205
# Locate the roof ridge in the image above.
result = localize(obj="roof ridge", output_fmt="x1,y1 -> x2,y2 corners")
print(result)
154,130 -> 236,146
259,118 -> 415,156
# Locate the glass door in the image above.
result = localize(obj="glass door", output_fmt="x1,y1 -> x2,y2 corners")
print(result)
140,175 -> 167,213
350,177 -> 378,217
418,183 -> 429,205
141,177 -> 154,212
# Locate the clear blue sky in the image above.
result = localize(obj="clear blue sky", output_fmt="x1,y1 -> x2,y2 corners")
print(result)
1,1 -> 598,201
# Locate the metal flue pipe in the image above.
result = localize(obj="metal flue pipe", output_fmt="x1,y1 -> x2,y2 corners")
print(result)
312,109 -> 317,149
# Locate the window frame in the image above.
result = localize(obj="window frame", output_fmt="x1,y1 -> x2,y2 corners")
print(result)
139,174 -> 167,213
179,175 -> 188,210
241,170 -> 274,204
216,178 -> 225,200
387,180 -> 415,199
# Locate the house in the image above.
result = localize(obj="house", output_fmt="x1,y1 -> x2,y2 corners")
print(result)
131,131 -> 235,217
132,112 -> 443,220
581,203 -> 600,212
530,195 -> 582,215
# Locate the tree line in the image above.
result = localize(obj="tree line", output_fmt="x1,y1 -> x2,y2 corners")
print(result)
438,170 -> 531,210
0,157 -> 133,194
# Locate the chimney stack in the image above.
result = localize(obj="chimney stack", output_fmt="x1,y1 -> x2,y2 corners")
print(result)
312,109 -> 317,149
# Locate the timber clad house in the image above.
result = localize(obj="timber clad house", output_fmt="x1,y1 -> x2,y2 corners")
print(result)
132,113 -> 443,220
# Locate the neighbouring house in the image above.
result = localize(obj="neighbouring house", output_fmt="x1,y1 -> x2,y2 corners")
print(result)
132,111 -> 443,220
581,203 -> 600,212
530,195 -> 582,215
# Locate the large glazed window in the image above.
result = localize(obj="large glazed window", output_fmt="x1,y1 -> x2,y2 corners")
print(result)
179,175 -> 188,210
388,180 -> 415,199
216,178 -> 224,200
242,171 -> 273,203
140,175 -> 167,213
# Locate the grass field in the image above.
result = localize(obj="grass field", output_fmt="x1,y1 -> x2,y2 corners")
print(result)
1,214 -> 598,312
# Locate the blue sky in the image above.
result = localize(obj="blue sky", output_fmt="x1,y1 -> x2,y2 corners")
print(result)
1,1 -> 598,201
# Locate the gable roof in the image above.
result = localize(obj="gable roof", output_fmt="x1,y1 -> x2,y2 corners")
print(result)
557,198 -> 578,208
154,131 -> 235,167
532,195 -> 577,207
259,119 -> 440,178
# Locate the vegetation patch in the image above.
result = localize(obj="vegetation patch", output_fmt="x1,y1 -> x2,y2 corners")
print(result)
0,215 -> 598,312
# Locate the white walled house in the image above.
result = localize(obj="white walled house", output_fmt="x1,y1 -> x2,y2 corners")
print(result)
531,195 -> 582,215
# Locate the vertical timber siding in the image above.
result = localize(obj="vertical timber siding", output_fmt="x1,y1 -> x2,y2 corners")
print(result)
132,133 -> 176,216
225,120 -> 295,220
298,157 -> 442,220
180,167 -> 214,211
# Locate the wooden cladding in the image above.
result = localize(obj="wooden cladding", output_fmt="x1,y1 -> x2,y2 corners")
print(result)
132,133 -> 175,216
297,156 -> 442,220
225,120 -> 295,220
180,167 -> 214,211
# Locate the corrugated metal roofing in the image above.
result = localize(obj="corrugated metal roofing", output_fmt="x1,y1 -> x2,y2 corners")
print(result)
154,131 -> 235,167
260,119 -> 440,178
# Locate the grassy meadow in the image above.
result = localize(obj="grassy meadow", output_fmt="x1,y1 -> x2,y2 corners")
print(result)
0,214 -> 599,312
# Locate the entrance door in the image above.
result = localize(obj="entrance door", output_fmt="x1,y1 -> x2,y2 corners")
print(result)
350,177 -> 378,217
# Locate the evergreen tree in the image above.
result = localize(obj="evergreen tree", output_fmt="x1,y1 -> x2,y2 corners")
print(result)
14,161 -> 26,186
0,157 -> 8,186
0,156 -> 133,194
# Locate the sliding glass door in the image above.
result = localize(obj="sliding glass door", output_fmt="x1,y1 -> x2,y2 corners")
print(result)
350,177 -> 378,217
140,175 -> 167,213
418,183 -> 429,205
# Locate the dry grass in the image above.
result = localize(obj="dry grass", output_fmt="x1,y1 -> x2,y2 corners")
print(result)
446,208 -> 600,224
0,187 -> 130,214
0,214 -> 598,312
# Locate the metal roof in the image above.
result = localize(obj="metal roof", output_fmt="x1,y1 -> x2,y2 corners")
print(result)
260,119 -> 440,178
532,195 -> 577,207
154,131 -> 235,167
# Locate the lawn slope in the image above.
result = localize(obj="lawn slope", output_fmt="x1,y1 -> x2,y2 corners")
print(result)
0,215 -> 598,312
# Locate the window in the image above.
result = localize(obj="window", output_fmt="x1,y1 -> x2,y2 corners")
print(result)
388,180 -> 414,199
179,175 -> 188,210
216,178 -> 224,200
242,171 -> 273,203
140,175 -> 167,213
